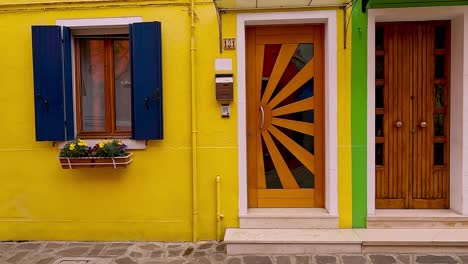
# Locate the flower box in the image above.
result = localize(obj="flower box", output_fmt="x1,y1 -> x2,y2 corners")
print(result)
59,153 -> 133,169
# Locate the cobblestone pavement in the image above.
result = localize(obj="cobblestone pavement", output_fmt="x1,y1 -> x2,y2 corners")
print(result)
0,241 -> 468,264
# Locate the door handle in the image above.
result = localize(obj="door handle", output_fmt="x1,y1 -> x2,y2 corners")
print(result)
420,121 -> 427,128
395,121 -> 403,128
260,106 -> 265,129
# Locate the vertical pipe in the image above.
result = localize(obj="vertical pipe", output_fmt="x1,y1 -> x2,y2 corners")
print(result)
190,0 -> 198,242
216,175 -> 224,241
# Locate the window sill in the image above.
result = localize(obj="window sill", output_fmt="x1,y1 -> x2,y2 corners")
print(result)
57,139 -> 146,150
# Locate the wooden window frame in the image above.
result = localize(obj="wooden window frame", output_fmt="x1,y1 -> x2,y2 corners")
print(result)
74,37 -> 131,139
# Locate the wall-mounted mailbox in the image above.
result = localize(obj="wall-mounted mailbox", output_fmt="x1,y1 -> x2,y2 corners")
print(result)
215,74 -> 234,102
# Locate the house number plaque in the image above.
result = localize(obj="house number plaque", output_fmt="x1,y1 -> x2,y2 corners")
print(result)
223,38 -> 236,50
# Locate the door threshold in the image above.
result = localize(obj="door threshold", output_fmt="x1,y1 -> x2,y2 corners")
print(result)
240,208 -> 338,229
368,209 -> 468,228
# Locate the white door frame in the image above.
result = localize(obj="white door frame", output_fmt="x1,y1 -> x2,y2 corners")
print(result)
236,10 -> 338,215
367,6 -> 468,215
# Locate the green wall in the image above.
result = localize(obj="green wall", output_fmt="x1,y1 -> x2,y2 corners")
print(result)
350,0 -> 468,228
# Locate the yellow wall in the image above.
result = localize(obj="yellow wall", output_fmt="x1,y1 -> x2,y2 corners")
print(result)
0,0 -> 352,241
0,0 -> 237,241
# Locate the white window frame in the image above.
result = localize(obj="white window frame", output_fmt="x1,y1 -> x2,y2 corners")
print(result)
56,17 -> 145,149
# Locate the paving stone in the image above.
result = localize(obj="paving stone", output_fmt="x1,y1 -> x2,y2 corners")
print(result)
295,256 -> 310,264
213,253 -> 226,262
16,242 -> 43,250
138,243 -> 161,251
342,256 -> 367,264
0,242 -> 15,251
115,257 -> 138,264
34,257 -> 56,264
151,250 -> 165,258
183,247 -> 194,256
169,249 -> 184,257
103,248 -> 128,255
197,243 -> 214,250
68,243 -> 94,247
197,256 -> 212,264
397,255 -> 411,264
276,256 -> 291,264
6,251 -> 29,263
56,247 -> 89,257
416,255 -> 457,264
459,256 -> 468,264
142,261 -> 166,264
244,256 -> 273,264
215,244 -> 226,252
369,255 -> 396,264
193,251 -> 207,257
168,244 -> 184,249
45,242 -> 65,249
169,260 -> 186,264
108,243 -> 133,248
88,244 -> 107,256
315,255 -> 337,264
227,258 -> 241,264
129,251 -> 143,258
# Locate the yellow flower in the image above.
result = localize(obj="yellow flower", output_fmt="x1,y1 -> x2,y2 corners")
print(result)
99,142 -> 105,148
117,141 -> 123,145
77,140 -> 87,147
69,143 -> 76,150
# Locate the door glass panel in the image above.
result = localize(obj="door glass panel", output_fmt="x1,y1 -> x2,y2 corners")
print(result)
434,114 -> 445,137
376,114 -> 384,137
434,84 -> 445,108
262,44 -> 282,95
113,40 -> 131,131
376,85 -> 384,108
435,55 -> 445,79
79,39 -> 105,132
262,138 -> 283,189
376,143 -> 384,165
376,27 -> 384,51
376,56 -> 384,80
435,25 -> 446,49
434,143 -> 445,165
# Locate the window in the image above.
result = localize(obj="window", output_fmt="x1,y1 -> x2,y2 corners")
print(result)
31,22 -> 163,141
75,37 -> 131,137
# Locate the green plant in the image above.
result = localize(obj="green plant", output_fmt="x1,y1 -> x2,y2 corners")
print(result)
91,139 -> 128,157
59,139 -> 90,157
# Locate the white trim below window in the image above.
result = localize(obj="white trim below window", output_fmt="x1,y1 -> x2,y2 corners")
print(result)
367,6 -> 468,215
236,10 -> 338,216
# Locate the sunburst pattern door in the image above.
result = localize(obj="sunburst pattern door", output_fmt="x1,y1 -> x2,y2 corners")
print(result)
246,25 -> 324,208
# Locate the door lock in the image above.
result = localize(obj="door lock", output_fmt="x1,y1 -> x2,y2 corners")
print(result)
420,121 -> 427,128
395,121 -> 403,128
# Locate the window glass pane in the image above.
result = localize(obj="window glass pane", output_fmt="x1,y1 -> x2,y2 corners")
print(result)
376,27 -> 384,51
435,55 -> 445,79
434,84 -> 444,108
376,143 -> 384,166
113,40 -> 131,131
434,114 -> 444,137
376,85 -> 384,108
376,56 -> 384,80
376,114 -> 384,137
80,39 -> 105,132
434,143 -> 444,165
435,25 -> 446,49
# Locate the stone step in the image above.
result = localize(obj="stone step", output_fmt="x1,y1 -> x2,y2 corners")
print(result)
240,208 -> 339,229
367,209 -> 468,229
224,228 -> 468,255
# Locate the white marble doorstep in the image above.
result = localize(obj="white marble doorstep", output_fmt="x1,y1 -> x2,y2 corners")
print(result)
226,228 -> 468,244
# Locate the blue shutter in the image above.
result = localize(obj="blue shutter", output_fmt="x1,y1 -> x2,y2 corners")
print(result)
130,22 -> 163,140
32,26 -> 66,141
62,27 -> 75,140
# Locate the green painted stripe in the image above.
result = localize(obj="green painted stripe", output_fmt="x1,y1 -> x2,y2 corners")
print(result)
351,0 -> 368,228
369,0 -> 468,8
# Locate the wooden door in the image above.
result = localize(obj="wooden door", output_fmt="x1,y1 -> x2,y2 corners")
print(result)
375,22 -> 450,209
246,25 -> 324,208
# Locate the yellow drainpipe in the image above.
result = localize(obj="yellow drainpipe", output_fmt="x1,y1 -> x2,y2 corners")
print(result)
190,0 -> 198,242
216,175 -> 224,241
